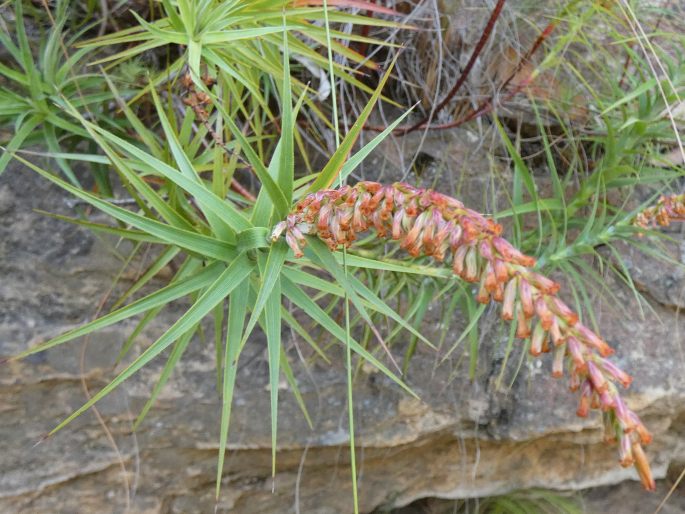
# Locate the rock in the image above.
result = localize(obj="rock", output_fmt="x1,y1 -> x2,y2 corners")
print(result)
2,159 -> 685,514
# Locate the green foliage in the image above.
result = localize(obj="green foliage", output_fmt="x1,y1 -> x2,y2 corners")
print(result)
10,22 -> 427,503
5,0 -> 685,509
486,1 -> 685,371
0,0 -> 115,188
82,0 -> 399,134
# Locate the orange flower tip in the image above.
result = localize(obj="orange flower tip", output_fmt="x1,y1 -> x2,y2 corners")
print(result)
601,347 -> 615,357
551,370 -> 563,378
631,442 -> 656,491
501,313 -> 515,322
619,457 -> 635,468
516,328 -> 532,339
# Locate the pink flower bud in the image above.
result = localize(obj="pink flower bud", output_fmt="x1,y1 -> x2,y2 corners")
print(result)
476,275 -> 491,304
599,389 -> 614,411
479,240 -> 493,260
402,211 -> 427,249
501,278 -> 517,321
270,221 -> 287,242
549,316 -> 564,346
619,434 -> 634,467
569,367 -> 580,391
449,224 -> 463,251
516,305 -> 531,338
567,337 -> 586,372
552,345 -> 565,377
530,322 -> 546,356
518,279 -> 534,318
549,297 -> 579,326
629,412 -> 653,445
317,202 -> 332,231
464,247 -> 479,282
484,262 -> 498,293
587,360 -> 608,393
535,296 -> 554,330
577,380 -> 592,417
494,259 -> 509,283
452,245 -> 469,276
492,282 -> 504,302
575,323 -> 614,357
526,272 -> 560,294
613,395 -> 635,432
492,236 -> 537,266
597,358 -> 632,388
391,209 -> 404,239
285,232 -> 304,258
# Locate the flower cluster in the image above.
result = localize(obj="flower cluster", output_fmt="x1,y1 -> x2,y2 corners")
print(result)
634,193 -> 685,230
271,181 -> 656,490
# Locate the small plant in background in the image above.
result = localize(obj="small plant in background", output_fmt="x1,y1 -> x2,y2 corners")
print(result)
0,0 -> 115,189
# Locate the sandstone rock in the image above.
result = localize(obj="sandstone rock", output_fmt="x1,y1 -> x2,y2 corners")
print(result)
2,161 -> 685,513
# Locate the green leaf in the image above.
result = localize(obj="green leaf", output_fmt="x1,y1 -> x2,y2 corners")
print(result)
262,274 -> 282,479
18,155 -> 236,262
307,239 -> 434,350
279,347 -> 312,428
216,281 -> 249,500
0,115 -> 42,175
14,261 -> 224,359
281,277 -> 416,398
240,240 -> 289,347
337,104 -> 416,185
134,326 -> 196,429
306,53 -> 399,193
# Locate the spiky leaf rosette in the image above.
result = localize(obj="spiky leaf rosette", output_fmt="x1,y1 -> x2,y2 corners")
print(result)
271,181 -> 655,490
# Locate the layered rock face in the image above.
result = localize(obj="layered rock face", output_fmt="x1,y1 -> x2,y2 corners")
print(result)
2,161 -> 685,513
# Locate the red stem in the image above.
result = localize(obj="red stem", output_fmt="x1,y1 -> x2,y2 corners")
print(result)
394,0 -> 507,135
365,16 -> 557,135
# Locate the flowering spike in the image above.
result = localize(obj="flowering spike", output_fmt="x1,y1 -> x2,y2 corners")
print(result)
272,181 -> 654,489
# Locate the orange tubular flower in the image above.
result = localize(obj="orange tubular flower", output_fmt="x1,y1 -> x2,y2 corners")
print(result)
271,181 -> 656,491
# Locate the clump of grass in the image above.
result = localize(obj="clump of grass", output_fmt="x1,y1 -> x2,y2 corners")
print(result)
272,180 -> 656,490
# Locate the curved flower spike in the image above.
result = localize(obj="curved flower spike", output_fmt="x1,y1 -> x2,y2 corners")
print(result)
271,181 -> 655,491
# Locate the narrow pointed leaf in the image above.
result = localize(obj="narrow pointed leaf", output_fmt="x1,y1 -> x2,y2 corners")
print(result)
47,254 -> 254,436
